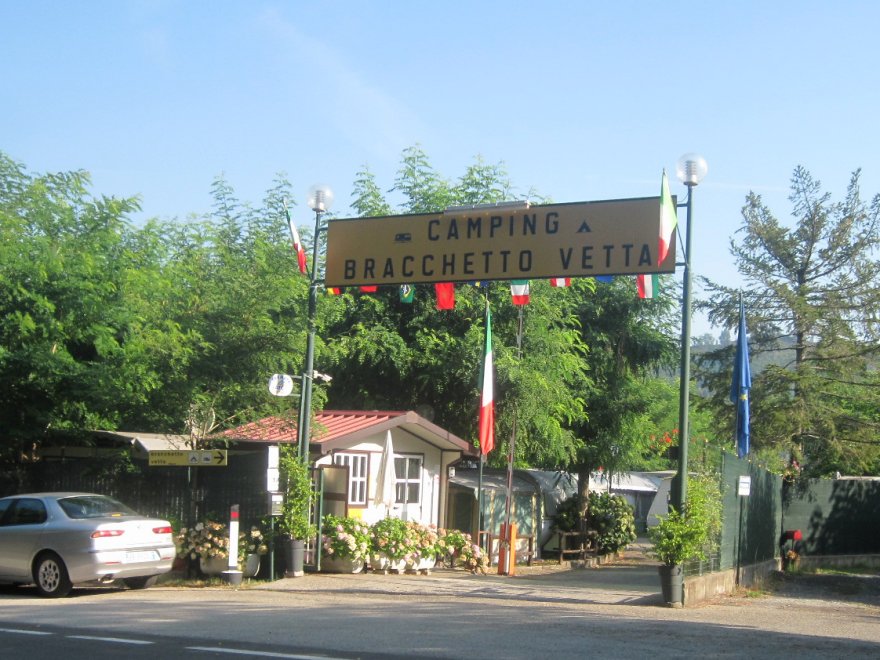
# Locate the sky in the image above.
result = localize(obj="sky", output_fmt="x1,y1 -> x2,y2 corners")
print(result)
3,1 -> 879,337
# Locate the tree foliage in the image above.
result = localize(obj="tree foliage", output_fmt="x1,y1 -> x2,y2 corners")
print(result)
699,167 -> 880,476
328,146 -> 590,466
0,152 -> 311,457
0,146 -> 683,489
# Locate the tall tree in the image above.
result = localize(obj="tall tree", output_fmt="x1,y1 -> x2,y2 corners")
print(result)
700,167 -> 880,476
323,148 -> 590,464
0,151 -> 143,454
559,276 -> 679,514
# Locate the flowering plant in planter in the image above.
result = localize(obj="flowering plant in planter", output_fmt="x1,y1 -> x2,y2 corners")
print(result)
408,521 -> 440,561
437,528 -> 489,573
370,517 -> 416,562
176,520 -> 268,571
241,526 -> 269,558
176,520 -> 230,561
322,515 -> 372,561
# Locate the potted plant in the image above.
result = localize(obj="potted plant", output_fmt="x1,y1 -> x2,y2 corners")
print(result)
369,517 -> 414,573
648,475 -> 721,606
176,519 -> 232,575
320,515 -> 371,572
408,522 -> 440,572
648,508 -> 699,604
175,520 -> 267,577
241,525 -> 269,578
278,447 -> 316,577
437,527 -> 489,574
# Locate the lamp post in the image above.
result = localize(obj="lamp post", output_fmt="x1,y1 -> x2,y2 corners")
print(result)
673,154 -> 708,512
297,184 -> 333,462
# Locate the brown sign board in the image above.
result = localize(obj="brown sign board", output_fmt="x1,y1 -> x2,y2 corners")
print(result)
324,196 -> 676,287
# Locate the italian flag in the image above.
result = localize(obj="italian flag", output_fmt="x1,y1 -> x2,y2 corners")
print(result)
479,305 -> 495,456
658,170 -> 678,264
510,280 -> 530,305
637,274 -> 659,299
284,206 -> 308,275
550,277 -> 571,287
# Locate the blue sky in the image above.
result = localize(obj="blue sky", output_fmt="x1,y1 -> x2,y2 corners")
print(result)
3,1 -> 879,336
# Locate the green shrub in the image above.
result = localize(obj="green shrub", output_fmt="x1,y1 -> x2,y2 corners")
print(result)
551,494 -> 582,533
587,491 -> 637,555
648,473 -> 721,566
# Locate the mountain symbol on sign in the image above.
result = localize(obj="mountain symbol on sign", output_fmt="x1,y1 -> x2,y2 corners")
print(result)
577,220 -> 592,233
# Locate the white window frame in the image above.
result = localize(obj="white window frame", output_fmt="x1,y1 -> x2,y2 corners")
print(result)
394,454 -> 423,505
333,452 -> 369,507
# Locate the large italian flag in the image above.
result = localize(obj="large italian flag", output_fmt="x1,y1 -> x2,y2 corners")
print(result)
478,306 -> 495,456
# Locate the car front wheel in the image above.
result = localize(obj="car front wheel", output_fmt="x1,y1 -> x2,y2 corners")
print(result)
33,552 -> 72,598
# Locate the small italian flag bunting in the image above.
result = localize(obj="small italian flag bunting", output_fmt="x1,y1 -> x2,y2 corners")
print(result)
658,169 -> 678,264
510,280 -> 530,305
637,274 -> 659,299
284,205 -> 308,275
478,305 -> 495,456
550,277 -> 571,287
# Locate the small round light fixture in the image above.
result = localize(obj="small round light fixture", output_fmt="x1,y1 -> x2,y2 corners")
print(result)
676,154 -> 708,187
307,185 -> 334,213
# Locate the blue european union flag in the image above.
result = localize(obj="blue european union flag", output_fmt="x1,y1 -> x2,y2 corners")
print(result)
730,297 -> 752,458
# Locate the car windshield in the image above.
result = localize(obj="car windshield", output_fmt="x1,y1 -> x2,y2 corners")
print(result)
58,495 -> 139,519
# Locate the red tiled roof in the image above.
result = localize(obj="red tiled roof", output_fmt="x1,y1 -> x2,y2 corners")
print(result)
221,409 -> 475,456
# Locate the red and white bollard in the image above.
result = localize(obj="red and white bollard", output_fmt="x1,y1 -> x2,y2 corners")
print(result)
222,504 -> 243,586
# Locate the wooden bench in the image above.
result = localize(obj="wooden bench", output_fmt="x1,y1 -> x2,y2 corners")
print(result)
556,530 -> 596,564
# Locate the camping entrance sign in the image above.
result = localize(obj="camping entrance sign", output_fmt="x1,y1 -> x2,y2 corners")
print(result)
324,196 -> 675,287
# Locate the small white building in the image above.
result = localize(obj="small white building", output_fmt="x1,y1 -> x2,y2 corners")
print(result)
225,410 -> 476,528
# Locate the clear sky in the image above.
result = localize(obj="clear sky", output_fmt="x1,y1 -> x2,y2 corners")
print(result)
3,1 -> 879,337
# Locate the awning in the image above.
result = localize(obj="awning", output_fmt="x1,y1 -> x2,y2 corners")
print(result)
449,471 -> 538,495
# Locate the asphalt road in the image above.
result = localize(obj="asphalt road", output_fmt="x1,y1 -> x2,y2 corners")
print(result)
0,563 -> 878,659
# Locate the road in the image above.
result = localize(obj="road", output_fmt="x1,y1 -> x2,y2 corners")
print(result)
0,569 -> 879,660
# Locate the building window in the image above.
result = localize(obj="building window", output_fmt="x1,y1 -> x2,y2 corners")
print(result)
333,453 -> 368,506
394,455 -> 422,505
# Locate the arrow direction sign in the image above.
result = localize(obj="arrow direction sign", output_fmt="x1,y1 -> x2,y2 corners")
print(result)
149,449 -> 228,467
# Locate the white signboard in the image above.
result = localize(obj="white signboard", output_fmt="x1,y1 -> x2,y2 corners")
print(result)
738,475 -> 752,497
268,373 -> 294,397
267,467 -> 280,492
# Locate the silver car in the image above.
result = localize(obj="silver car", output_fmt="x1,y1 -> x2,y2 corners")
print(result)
0,492 -> 175,597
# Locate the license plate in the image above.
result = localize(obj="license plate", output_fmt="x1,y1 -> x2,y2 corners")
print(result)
124,550 -> 158,563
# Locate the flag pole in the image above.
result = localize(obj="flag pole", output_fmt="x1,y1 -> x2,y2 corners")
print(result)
477,453 -> 485,549
477,295 -> 491,551
501,305 -> 524,575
